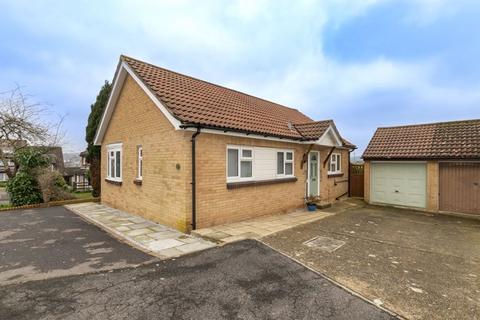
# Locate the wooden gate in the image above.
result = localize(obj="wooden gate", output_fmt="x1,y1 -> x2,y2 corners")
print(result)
349,163 -> 364,198
439,162 -> 480,215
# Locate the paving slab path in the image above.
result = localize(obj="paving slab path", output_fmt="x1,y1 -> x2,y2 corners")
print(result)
66,203 -> 215,258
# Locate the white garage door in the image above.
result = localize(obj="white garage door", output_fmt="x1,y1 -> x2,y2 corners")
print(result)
370,162 -> 427,208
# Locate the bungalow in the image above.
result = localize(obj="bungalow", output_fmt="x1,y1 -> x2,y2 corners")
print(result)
363,119 -> 480,216
94,56 -> 356,232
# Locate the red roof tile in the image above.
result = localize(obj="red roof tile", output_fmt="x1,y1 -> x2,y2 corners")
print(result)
123,56 -> 312,139
363,119 -> 480,160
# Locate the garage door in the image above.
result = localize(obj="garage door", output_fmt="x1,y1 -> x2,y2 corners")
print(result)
439,162 -> 480,215
370,162 -> 427,208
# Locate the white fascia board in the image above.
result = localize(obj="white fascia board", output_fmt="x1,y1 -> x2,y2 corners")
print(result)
93,62 -> 182,145
183,127 -> 305,144
316,125 -> 342,147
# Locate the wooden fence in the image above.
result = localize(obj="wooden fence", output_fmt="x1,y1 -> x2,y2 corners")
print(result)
349,163 -> 364,198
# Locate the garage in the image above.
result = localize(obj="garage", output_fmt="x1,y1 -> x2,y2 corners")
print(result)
363,119 -> 479,216
439,162 -> 480,215
370,162 -> 427,208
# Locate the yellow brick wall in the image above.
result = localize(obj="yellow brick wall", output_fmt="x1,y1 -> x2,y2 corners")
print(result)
316,147 -> 350,203
426,161 -> 439,211
194,134 -> 350,228
101,75 -> 192,232
364,161 -> 371,203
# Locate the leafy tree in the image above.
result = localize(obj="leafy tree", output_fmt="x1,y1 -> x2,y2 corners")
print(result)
85,81 -> 111,197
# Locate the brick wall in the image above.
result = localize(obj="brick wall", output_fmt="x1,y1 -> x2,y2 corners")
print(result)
194,133 -> 350,228
426,161 -> 439,211
101,75 -> 192,232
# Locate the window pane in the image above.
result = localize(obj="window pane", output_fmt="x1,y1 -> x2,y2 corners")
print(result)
139,159 -> 143,177
227,149 -> 238,177
336,155 -> 341,171
110,157 -> 114,178
242,149 -> 252,158
286,152 -> 293,160
285,162 -> 293,175
115,151 -> 121,178
330,163 -> 335,172
240,161 -> 252,177
277,152 -> 284,174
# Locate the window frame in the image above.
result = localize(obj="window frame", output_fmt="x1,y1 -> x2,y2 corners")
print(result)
328,153 -> 342,174
226,146 -> 254,182
276,150 -> 295,178
106,143 -> 123,182
137,146 -> 143,180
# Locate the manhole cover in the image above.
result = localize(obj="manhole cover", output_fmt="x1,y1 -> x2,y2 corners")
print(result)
303,236 -> 345,252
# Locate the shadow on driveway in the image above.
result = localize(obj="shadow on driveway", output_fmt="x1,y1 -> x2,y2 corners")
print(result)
0,206 -> 154,285
263,205 -> 480,320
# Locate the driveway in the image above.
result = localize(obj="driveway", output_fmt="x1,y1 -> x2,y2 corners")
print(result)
0,206 -> 154,285
0,240 -> 396,320
263,204 -> 480,320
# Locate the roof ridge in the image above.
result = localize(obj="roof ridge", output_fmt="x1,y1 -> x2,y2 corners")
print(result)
378,118 -> 480,129
121,55 -> 307,115
294,119 -> 333,126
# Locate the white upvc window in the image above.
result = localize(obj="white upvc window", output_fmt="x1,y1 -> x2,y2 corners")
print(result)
276,151 -> 294,176
227,147 -> 253,181
107,143 -> 122,181
137,146 -> 143,180
329,153 -> 341,174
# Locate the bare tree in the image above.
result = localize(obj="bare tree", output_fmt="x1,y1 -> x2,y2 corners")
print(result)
0,86 -> 64,178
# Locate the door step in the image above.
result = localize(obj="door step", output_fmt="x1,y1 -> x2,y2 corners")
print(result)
314,201 -> 332,209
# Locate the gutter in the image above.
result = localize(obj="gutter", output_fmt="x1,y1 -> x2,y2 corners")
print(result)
190,127 -> 201,231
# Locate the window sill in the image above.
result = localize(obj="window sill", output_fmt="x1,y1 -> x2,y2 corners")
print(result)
328,172 -> 344,178
133,179 -> 142,186
227,177 -> 297,190
105,178 -> 122,186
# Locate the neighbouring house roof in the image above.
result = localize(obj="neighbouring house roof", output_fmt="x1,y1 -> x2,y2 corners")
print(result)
63,167 -> 87,177
96,56 -> 354,148
363,119 -> 480,160
79,150 -> 88,157
31,146 -> 66,173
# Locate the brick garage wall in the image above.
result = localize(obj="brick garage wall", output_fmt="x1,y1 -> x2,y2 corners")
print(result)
101,75 -> 192,232
426,161 -> 439,211
194,133 -> 350,228
364,161 -> 371,203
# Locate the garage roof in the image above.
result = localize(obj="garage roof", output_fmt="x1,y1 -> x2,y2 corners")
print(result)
363,119 -> 480,160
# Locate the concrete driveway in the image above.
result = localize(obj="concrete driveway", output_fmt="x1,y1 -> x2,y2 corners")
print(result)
0,240 -> 396,320
0,206 -> 154,285
263,204 -> 480,320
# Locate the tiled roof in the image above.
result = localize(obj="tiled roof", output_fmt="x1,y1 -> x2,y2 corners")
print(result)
123,56 -> 313,139
293,120 -> 332,140
363,119 -> 480,160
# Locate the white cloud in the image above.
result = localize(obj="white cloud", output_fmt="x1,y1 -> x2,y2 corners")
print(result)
1,0 -> 479,152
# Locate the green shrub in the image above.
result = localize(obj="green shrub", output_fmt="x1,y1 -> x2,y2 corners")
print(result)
0,181 -> 7,188
6,172 -> 42,206
37,170 -> 75,203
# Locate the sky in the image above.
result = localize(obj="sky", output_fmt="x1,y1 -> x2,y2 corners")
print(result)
1,0 -> 479,156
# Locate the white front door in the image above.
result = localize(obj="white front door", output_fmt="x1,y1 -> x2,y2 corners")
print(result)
308,152 -> 320,197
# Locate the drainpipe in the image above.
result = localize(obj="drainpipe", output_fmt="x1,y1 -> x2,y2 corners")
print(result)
191,127 -> 201,231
